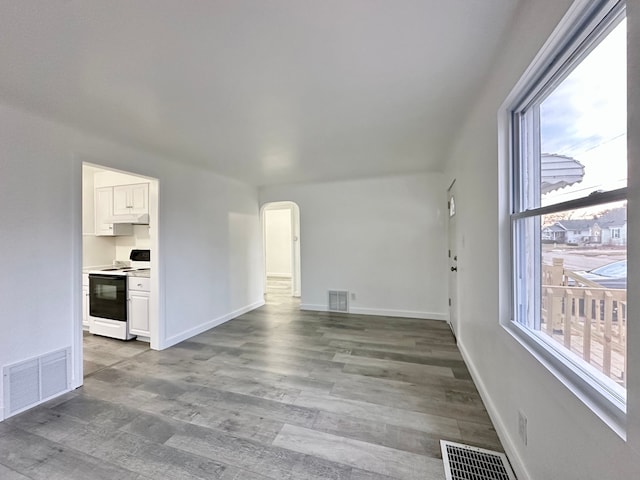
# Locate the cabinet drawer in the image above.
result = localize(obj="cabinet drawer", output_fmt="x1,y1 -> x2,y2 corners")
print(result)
128,277 -> 150,292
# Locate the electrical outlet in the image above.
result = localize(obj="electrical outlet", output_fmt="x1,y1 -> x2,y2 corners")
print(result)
518,411 -> 528,446
350,292 -> 356,301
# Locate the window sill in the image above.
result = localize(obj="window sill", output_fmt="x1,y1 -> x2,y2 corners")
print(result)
502,320 -> 626,440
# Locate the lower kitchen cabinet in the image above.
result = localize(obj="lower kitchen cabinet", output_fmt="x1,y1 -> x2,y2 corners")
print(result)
128,278 -> 150,336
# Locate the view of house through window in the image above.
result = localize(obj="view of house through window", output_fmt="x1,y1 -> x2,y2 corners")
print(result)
512,11 -> 627,402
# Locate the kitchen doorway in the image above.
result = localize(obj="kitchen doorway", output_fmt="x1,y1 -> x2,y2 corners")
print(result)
80,162 -> 160,382
261,202 -> 301,298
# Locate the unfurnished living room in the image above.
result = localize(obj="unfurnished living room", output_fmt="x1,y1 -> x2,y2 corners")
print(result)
0,1 -> 638,479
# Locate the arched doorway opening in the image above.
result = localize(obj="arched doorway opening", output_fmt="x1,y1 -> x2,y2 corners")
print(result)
261,201 -> 301,298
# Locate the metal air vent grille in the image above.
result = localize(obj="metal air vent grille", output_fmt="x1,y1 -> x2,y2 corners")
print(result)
328,290 -> 349,312
440,441 -> 516,480
3,347 -> 71,417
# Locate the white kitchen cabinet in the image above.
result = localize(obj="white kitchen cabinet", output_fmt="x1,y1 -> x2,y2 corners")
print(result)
113,183 -> 149,216
94,186 -> 133,236
128,277 -> 150,336
82,274 -> 89,328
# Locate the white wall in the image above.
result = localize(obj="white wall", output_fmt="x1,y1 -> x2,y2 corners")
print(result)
93,169 -> 148,188
114,225 -> 151,261
83,236 -> 117,268
265,208 -> 293,277
0,102 -> 264,420
260,173 -> 448,320
445,1 -> 640,478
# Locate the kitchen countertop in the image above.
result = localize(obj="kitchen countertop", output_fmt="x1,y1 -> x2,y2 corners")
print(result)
127,269 -> 150,278
82,267 -> 150,278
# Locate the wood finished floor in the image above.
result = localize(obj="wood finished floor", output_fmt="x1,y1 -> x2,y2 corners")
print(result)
0,280 -> 502,480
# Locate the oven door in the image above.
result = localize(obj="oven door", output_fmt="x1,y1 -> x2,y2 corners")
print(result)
89,274 -> 127,321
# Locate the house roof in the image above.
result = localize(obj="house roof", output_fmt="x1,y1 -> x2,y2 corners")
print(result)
552,207 -> 626,232
557,219 -> 595,230
598,207 -> 626,227
544,224 -> 567,232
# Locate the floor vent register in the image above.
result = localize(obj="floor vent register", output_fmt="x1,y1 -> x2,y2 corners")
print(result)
440,441 -> 516,480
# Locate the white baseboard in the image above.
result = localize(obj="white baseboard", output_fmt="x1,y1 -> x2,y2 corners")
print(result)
162,299 -> 265,349
299,303 -> 327,312
0,405 -> 4,422
351,307 -> 447,321
300,303 -> 447,321
457,340 -> 531,480
266,273 -> 292,278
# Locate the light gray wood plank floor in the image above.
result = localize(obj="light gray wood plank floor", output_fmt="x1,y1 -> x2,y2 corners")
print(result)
0,282 -> 502,479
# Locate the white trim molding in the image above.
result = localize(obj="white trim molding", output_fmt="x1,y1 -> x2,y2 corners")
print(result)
300,303 -> 447,321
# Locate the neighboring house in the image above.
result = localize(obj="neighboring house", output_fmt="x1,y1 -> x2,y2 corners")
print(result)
598,207 -> 627,246
542,223 -> 566,242
543,207 -> 627,246
551,218 -> 599,244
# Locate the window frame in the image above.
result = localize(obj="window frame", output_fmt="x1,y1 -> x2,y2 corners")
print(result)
501,0 -> 627,437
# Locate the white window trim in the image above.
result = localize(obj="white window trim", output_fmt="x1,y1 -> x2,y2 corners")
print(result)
497,0 -> 627,438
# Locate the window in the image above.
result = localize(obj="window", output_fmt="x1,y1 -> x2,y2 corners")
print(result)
509,1 -> 627,427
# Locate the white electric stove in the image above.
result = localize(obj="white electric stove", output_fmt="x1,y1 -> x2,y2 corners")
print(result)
88,249 -> 150,340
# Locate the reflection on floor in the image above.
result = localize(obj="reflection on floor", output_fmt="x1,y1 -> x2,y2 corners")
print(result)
1,289 -> 502,480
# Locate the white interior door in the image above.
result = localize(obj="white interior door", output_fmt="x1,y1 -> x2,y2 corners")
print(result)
448,181 -> 458,339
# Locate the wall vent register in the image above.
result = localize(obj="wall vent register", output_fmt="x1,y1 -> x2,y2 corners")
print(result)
3,348 -> 70,418
328,290 -> 349,312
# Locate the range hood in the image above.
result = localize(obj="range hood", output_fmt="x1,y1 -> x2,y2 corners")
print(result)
106,213 -> 150,224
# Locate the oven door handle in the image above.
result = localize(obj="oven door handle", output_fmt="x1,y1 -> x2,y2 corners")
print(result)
89,274 -> 125,281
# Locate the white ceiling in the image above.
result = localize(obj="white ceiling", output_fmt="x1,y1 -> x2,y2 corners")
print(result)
0,0 -> 518,186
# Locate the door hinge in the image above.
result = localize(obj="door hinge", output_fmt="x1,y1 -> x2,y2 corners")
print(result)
448,298 -> 452,306
448,249 -> 451,258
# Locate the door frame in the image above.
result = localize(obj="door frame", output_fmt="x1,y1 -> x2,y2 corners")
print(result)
74,159 -> 161,390
261,201 -> 301,297
447,179 -> 458,339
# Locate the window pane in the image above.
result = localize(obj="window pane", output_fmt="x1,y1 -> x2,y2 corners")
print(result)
539,19 -> 626,206
537,201 -> 627,392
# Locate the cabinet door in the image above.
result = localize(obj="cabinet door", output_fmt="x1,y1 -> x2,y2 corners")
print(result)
82,286 -> 89,328
95,187 -> 115,235
128,183 -> 149,214
95,187 -> 132,236
112,183 -> 149,215
129,292 -> 150,335
112,185 -> 131,215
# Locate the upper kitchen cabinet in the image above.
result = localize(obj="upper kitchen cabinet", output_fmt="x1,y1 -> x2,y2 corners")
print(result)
113,183 -> 149,216
95,186 -> 133,236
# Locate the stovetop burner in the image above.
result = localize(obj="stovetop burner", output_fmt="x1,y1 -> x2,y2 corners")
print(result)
87,249 -> 151,276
